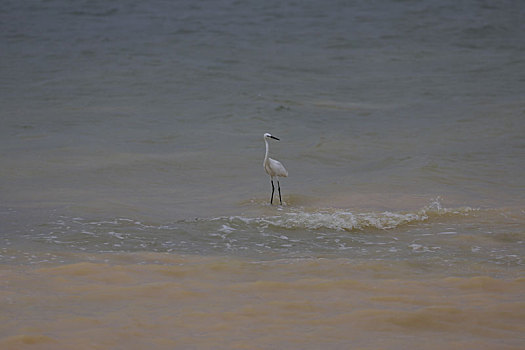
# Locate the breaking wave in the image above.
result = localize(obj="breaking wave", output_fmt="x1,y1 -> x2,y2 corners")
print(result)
2,198 -> 482,264
215,198 -> 476,233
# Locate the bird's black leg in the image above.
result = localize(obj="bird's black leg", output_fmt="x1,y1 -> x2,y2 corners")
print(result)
278,180 -> 282,205
270,180 -> 275,205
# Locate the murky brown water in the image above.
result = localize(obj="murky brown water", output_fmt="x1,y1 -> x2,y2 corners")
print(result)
1,253 -> 524,350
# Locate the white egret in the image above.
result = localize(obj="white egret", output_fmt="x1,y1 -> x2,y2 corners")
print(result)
263,133 -> 288,205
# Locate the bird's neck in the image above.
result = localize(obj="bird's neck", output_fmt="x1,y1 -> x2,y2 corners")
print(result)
264,139 -> 270,163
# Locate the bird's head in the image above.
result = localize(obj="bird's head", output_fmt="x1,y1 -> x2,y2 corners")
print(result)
264,133 -> 280,141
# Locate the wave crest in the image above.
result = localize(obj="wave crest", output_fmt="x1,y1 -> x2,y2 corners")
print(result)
222,198 -> 475,232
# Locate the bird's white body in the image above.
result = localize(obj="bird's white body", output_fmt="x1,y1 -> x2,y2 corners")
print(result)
263,133 -> 287,205
264,157 -> 288,178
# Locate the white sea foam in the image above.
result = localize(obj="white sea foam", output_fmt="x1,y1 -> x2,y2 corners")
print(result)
218,224 -> 236,234
221,198 -> 475,232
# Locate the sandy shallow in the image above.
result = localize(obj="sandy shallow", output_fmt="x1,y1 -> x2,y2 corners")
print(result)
1,253 -> 523,350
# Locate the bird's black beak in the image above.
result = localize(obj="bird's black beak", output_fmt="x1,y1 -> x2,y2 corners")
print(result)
270,135 -> 280,141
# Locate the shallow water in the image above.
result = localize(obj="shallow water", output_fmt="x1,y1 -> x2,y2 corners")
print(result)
1,0 -> 524,348
1,254 -> 524,350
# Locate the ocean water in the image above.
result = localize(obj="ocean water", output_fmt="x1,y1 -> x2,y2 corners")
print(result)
1,0 -> 524,349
